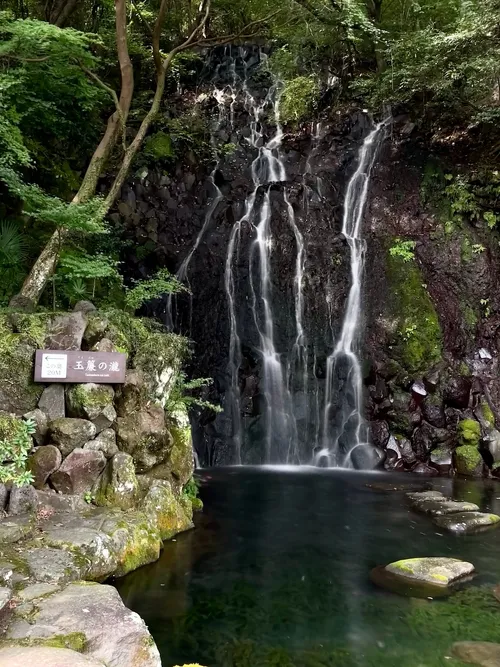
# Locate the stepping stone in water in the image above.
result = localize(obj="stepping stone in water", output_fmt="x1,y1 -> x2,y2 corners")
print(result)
371,557 -> 475,598
450,641 -> 500,667
410,499 -> 480,516
434,512 -> 500,535
406,490 -> 445,502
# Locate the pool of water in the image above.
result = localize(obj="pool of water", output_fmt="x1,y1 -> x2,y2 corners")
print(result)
115,467 -> 500,667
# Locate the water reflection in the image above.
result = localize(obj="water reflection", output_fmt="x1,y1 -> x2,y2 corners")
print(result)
115,468 -> 500,667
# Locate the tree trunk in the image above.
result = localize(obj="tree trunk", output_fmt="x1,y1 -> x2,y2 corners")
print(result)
15,0 -> 133,307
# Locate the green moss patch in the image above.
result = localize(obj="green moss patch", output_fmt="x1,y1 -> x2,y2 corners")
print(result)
387,253 -> 442,374
455,444 -> 482,475
458,419 -> 481,446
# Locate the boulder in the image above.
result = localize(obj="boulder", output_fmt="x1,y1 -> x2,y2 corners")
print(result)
6,582 -> 161,667
27,445 -> 62,489
454,445 -> 483,477
49,418 -> 97,457
115,403 -> 171,472
434,511 -> 500,534
66,384 -> 116,433
411,462 -> 439,475
482,428 -> 500,464
398,436 -> 417,466
450,642 -> 500,667
83,429 -> 118,459
73,300 -> 97,315
83,314 -> 109,347
0,515 -> 35,543
458,419 -> 481,446
50,449 -> 106,495
22,408 -> 48,445
168,406 -> 195,485
422,394 -> 446,428
370,420 -> 390,449
7,485 -> 38,515
429,445 -> 453,474
38,385 -> 65,421
385,557 -> 474,586
45,312 -> 87,350
0,484 -> 8,511
91,338 -> 116,353
114,370 -> 148,416
0,646 -> 104,667
0,330 -> 42,415
0,586 -> 12,613
143,479 -> 193,540
410,499 -> 479,516
37,490 -> 88,512
93,453 -> 138,510
444,376 -> 472,409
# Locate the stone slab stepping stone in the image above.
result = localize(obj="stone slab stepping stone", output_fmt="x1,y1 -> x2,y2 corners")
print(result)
371,557 -> 475,598
0,646 -> 104,667
410,499 -> 480,516
451,641 -> 500,667
434,512 -> 500,535
0,586 -> 12,612
0,515 -> 35,545
406,490 -> 445,502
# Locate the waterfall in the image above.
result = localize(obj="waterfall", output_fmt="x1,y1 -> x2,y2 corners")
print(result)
320,122 -> 386,468
165,47 -> 387,469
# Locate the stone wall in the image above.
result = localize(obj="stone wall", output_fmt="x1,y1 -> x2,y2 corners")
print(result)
0,302 -> 198,514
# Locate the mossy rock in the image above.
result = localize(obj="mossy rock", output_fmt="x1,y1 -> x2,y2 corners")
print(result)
386,254 -> 442,375
143,480 -> 193,541
481,401 -> 495,428
168,406 -> 194,486
458,419 -> 481,446
454,444 -> 483,476
93,452 -> 138,511
0,315 -> 44,415
111,513 -> 162,577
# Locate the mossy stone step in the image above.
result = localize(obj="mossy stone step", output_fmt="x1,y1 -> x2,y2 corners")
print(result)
410,499 -> 479,516
434,512 -> 500,535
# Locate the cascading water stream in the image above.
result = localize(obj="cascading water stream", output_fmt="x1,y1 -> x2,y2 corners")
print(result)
320,121 -> 386,468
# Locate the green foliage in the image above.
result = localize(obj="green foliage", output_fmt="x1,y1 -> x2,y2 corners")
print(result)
389,238 -> 416,262
279,77 -> 319,125
0,415 -> 35,486
166,372 -> 222,415
182,477 -> 203,510
444,171 -> 500,230
125,268 -> 184,313
0,221 -> 29,305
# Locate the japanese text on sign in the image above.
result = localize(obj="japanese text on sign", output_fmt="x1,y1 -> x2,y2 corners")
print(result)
34,350 -> 127,384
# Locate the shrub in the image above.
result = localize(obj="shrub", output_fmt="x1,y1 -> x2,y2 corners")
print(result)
0,415 -> 35,486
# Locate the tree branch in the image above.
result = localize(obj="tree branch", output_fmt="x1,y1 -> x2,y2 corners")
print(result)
80,64 -> 127,152
153,0 -> 168,75
0,54 -> 50,62
130,0 -> 154,39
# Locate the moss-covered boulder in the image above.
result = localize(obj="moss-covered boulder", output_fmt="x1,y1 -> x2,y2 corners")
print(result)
458,419 -> 481,446
454,444 -> 483,477
168,406 -> 194,486
143,479 -> 193,541
0,316 -> 45,415
114,403 -> 171,472
66,384 -> 116,433
93,452 -> 138,510
49,418 -> 97,457
27,445 -> 62,489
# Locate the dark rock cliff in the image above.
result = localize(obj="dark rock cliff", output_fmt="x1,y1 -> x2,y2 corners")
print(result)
112,51 -> 500,476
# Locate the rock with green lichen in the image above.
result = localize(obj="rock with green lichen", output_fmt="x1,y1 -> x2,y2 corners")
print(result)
0,317 -> 42,415
143,479 -> 193,541
5,582 -> 162,667
0,646 -> 104,667
451,641 -> 500,667
44,312 -> 87,351
458,419 -> 481,446
114,403 -> 171,473
50,449 -> 106,495
27,445 -> 62,489
110,514 -> 161,577
22,409 -> 48,446
83,314 -> 109,347
38,385 -> 65,421
93,452 -> 138,510
167,406 -> 194,486
434,511 -> 500,534
49,419 -> 97,457
385,557 -> 474,586
83,429 -> 118,459
66,384 -> 116,433
454,444 -> 483,477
